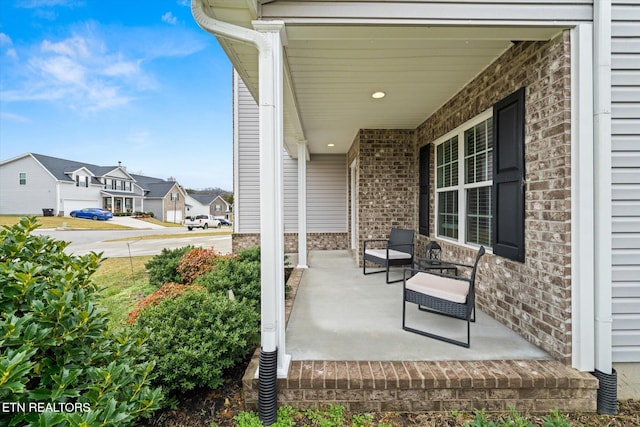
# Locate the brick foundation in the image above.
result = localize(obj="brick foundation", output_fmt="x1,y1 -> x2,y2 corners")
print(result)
233,232 -> 349,253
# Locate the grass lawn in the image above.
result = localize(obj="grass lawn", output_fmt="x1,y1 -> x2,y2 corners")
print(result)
0,215 -> 129,230
93,255 -> 155,328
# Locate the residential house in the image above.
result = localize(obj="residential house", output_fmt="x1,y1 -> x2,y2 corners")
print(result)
0,153 -> 186,222
185,193 -> 214,218
185,193 -> 233,220
130,174 -> 187,223
193,0 -> 640,407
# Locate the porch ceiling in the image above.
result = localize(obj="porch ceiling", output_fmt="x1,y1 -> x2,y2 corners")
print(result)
202,0 -> 563,157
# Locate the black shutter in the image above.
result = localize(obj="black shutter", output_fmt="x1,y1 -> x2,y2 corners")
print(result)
492,87 -> 525,262
419,145 -> 430,236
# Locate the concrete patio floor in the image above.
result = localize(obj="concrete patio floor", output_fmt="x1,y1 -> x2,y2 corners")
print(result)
243,250 -> 598,412
286,250 -> 551,361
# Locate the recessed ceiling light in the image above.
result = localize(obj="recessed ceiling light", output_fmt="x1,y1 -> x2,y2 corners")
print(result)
328,143 -> 335,147
371,91 -> 386,99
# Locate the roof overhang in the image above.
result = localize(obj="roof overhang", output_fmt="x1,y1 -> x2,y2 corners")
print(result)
199,0 -> 565,158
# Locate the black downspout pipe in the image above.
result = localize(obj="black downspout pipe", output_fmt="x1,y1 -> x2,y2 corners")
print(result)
592,369 -> 618,415
258,347 -> 278,425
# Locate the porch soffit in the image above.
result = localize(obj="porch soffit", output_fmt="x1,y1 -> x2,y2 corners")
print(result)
204,0 -> 565,158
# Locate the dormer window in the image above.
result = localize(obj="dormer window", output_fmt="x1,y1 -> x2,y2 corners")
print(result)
76,176 -> 89,188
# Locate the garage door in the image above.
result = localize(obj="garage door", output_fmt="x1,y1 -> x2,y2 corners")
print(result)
64,200 -> 96,216
167,210 -> 182,223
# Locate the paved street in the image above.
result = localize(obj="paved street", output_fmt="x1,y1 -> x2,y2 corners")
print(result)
33,216 -> 232,257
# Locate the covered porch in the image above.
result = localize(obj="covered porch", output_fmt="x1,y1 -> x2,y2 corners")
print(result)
243,250 -> 598,412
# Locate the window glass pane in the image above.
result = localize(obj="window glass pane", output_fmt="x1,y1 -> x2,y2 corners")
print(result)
464,118 -> 493,184
438,191 -> 458,239
436,136 -> 458,189
19,173 -> 26,185
466,187 -> 492,246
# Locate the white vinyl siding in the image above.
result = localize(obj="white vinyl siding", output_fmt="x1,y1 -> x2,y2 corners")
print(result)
0,156 -> 57,215
307,154 -> 348,233
612,0 -> 640,362
236,74 -> 261,233
235,74 -> 348,234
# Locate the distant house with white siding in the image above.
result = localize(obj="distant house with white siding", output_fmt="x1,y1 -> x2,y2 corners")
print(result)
185,193 -> 232,220
202,0 -> 640,404
0,153 -> 186,222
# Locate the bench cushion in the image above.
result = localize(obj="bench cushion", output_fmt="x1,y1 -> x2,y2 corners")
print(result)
405,272 -> 469,304
365,248 -> 412,260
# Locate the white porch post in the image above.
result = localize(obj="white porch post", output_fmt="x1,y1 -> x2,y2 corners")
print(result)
593,0 -> 613,375
571,23 -> 596,371
297,140 -> 309,269
253,20 -> 291,377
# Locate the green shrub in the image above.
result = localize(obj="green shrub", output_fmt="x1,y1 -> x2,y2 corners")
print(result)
145,246 -> 193,287
237,246 -> 260,262
0,217 -> 163,426
132,289 -> 260,393
193,253 -> 261,306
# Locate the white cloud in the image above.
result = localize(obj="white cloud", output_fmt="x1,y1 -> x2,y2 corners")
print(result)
41,36 -> 90,58
0,33 -> 17,59
161,12 -> 177,25
0,112 -> 31,123
35,55 -> 86,84
1,20 -> 207,113
0,33 -> 12,46
102,59 -> 141,78
17,0 -> 81,8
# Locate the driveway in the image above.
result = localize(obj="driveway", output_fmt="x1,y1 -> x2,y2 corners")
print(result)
108,216 -> 167,229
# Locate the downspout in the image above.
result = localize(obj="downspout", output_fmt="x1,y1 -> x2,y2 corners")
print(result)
192,1 -> 284,424
592,0 -> 616,415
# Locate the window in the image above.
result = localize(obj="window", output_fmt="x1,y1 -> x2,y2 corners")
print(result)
435,112 -> 493,247
76,175 -> 88,187
105,179 -> 112,189
19,173 -> 26,185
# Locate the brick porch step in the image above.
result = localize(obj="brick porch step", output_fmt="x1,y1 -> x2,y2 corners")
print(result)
243,358 -> 598,413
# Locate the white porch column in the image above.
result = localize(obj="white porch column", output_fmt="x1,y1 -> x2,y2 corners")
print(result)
593,0 -> 613,375
297,140 -> 309,269
253,20 -> 291,377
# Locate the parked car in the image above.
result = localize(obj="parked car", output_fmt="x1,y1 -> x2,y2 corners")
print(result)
69,208 -> 113,221
217,218 -> 232,226
184,214 -> 220,230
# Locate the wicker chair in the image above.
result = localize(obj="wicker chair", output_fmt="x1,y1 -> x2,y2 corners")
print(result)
362,228 -> 415,284
402,246 -> 485,348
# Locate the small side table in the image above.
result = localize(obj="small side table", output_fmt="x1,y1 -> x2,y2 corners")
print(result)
412,257 -> 458,275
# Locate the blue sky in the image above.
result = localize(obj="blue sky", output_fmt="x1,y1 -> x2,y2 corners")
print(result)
0,0 -> 233,190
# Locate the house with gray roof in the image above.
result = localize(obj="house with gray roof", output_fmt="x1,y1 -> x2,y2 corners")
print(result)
0,152 -> 186,222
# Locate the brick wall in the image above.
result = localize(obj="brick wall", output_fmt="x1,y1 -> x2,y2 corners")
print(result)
233,232 -> 349,253
413,33 -> 572,361
349,129 -> 418,266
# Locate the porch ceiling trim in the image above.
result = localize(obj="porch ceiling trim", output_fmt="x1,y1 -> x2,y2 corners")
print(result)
205,0 -> 569,156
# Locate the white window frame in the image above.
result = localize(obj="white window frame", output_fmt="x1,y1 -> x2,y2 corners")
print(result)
435,108 -> 493,249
